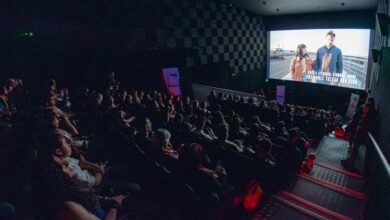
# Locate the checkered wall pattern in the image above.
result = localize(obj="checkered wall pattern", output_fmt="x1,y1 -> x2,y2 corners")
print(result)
161,0 -> 267,76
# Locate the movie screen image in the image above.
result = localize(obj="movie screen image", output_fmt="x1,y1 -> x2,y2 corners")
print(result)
268,29 -> 371,90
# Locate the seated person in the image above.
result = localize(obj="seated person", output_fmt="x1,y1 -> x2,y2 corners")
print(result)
178,143 -> 226,202
288,127 -> 309,160
251,116 -> 271,131
150,129 -> 179,170
274,121 -> 288,138
212,111 -> 229,131
45,129 -> 140,197
229,116 -> 248,141
43,109 -> 88,150
45,130 -> 106,192
133,116 -> 154,152
190,116 -> 215,142
57,88 -> 72,111
35,132 -> 129,220
244,123 -> 262,149
45,92 -> 79,135
253,138 -> 278,194
212,123 -> 243,153
277,128 -> 302,187
272,121 -> 289,147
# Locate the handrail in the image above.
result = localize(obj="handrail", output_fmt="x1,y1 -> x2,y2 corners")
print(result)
368,132 -> 390,179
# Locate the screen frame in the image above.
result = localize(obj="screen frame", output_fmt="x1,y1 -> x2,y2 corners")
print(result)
266,28 -> 375,91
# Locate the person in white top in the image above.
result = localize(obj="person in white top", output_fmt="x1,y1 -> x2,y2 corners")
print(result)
50,130 -> 107,191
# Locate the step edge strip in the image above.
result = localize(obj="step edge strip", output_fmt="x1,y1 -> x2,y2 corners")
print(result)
277,191 -> 353,220
298,173 -> 366,200
272,195 -> 330,220
314,162 -> 364,179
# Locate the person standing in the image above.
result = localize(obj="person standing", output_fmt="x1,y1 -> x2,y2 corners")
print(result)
289,44 -> 314,81
314,30 -> 343,84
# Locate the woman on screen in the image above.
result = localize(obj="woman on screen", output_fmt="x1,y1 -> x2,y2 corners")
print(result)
289,44 -> 313,81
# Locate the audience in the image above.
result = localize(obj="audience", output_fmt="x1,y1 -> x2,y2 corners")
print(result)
0,75 -> 348,220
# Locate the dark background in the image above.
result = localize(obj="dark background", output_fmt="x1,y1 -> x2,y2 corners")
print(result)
0,0 -> 375,112
0,0 -> 266,93
1,0 -> 388,159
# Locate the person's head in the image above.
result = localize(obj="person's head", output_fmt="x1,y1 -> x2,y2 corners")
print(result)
152,100 -> 160,110
45,92 -> 57,107
152,129 -> 171,148
107,95 -> 115,107
185,143 -> 205,168
43,131 -> 72,159
174,113 -> 184,124
216,123 -> 229,141
288,128 -> 300,143
255,138 -> 273,159
95,93 -> 104,105
213,111 -> 225,125
192,100 -> 199,109
167,103 -> 175,113
274,121 -> 286,135
325,31 -> 336,47
296,44 -> 308,60
200,101 -> 208,110
231,116 -> 241,131
135,117 -> 152,136
367,97 -> 375,106
195,116 -> 206,130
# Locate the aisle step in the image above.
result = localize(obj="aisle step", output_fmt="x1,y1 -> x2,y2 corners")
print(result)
277,191 -> 352,220
298,173 -> 366,200
281,174 -> 365,219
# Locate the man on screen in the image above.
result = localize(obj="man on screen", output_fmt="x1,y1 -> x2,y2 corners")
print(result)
314,31 -> 343,75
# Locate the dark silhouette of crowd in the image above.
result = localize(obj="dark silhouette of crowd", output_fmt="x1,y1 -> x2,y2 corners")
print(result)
0,73 -> 358,220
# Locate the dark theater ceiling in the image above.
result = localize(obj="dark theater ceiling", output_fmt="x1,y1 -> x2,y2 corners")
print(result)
220,0 -> 378,15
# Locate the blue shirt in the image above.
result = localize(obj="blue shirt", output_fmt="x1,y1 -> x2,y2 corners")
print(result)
314,45 -> 343,73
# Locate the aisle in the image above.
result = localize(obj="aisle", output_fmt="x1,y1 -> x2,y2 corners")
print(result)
254,135 -> 367,220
